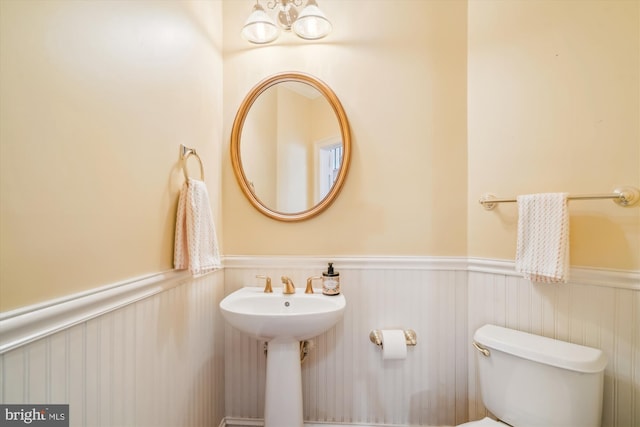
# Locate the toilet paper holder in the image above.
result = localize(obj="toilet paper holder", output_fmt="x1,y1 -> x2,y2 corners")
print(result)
369,329 -> 417,347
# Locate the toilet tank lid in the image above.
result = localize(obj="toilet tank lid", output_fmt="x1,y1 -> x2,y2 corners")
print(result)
474,324 -> 608,373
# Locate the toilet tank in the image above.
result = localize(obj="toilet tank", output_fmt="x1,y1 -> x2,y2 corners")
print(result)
474,324 -> 607,427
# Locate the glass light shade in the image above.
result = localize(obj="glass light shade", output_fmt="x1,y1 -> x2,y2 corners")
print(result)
292,1 -> 332,40
242,3 -> 280,44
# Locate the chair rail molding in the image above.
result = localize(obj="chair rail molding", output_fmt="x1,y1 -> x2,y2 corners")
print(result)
0,269 -> 193,354
467,257 -> 639,290
1,256 -> 636,355
223,255 -> 468,271
225,255 -> 638,290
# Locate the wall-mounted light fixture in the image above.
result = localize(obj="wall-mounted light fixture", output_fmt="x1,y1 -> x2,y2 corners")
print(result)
242,0 -> 332,44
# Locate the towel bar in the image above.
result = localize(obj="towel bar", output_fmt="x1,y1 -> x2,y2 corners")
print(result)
180,144 -> 205,181
479,186 -> 639,210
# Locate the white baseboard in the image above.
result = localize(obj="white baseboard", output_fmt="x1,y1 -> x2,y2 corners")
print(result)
221,417 -> 263,426
221,417 -> 424,427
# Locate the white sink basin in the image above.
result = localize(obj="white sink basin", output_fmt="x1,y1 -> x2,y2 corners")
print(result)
220,286 -> 346,426
220,286 -> 346,341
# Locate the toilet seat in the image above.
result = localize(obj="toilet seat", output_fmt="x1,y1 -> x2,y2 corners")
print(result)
457,416 -> 505,426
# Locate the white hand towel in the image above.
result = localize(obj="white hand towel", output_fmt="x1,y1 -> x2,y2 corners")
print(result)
515,193 -> 570,283
174,178 -> 221,275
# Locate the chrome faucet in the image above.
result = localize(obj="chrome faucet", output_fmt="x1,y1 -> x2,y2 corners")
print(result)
281,276 -> 295,294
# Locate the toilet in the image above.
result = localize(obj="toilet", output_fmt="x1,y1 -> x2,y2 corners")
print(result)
460,324 -> 608,427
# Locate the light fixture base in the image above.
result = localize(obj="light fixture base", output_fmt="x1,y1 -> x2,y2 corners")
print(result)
244,0 -> 331,43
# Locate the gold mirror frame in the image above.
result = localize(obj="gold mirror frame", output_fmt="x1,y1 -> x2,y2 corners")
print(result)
230,72 -> 351,222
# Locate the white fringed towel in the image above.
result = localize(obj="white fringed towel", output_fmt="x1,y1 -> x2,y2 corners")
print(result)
515,193 -> 570,283
174,178 -> 221,275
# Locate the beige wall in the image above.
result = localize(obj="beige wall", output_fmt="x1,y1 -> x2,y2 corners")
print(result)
222,0 -> 469,256
2,0 -> 637,310
241,87 -> 278,206
225,0 -> 638,269
467,0 -> 640,270
276,86 -> 312,211
0,0 -> 224,311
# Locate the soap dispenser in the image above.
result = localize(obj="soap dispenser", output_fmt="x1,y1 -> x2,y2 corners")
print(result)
322,262 -> 340,296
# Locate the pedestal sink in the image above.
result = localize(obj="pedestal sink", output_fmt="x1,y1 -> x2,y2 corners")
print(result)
220,287 -> 346,427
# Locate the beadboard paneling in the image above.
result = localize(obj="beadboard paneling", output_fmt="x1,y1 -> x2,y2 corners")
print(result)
2,258 -> 636,427
467,271 -> 639,427
225,257 -> 637,427
224,262 -> 469,427
0,270 -> 225,427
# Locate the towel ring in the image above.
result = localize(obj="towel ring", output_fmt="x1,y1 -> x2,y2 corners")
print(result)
180,144 -> 205,181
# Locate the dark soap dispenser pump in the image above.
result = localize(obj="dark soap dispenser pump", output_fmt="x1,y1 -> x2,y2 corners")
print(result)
322,262 -> 340,296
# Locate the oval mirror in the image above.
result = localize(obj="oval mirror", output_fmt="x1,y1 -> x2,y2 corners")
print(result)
231,72 -> 351,221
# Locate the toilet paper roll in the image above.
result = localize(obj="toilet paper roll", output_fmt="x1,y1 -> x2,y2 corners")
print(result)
381,330 -> 407,360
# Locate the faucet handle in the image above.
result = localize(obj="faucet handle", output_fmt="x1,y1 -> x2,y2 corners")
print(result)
256,275 -> 272,293
305,276 -> 322,294
281,276 -> 295,294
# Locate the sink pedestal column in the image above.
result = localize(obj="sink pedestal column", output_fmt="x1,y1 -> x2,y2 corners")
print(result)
264,337 -> 304,427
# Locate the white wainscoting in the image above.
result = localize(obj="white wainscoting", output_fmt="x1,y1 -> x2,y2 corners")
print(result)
0,270 -> 225,427
224,257 -> 470,427
467,261 -> 639,427
224,256 -> 638,427
1,258 -> 637,427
